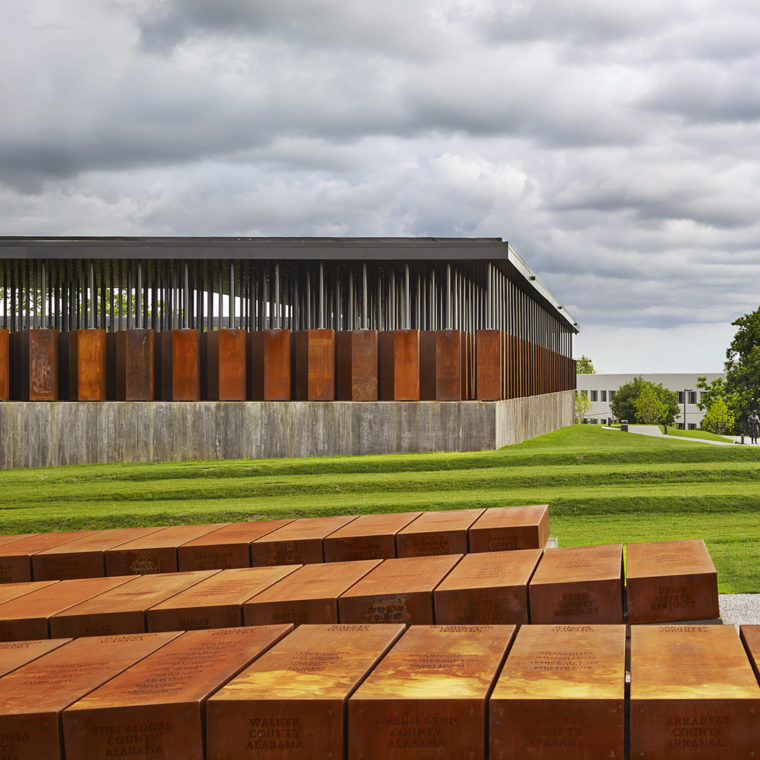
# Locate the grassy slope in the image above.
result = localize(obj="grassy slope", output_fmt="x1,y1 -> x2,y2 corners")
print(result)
1,425 -> 759,591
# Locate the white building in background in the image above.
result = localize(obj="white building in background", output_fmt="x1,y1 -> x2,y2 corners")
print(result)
576,373 -> 725,429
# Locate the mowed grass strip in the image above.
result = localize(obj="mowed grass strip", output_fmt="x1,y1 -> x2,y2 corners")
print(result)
1,425 -> 759,592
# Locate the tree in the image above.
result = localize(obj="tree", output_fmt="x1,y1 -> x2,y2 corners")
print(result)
723,307 -> 760,432
702,397 -> 735,435
610,376 -> 679,425
634,384 -> 667,424
575,355 -> 595,374
575,391 -> 591,423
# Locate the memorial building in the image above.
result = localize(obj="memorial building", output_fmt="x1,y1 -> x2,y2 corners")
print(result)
0,237 -> 577,466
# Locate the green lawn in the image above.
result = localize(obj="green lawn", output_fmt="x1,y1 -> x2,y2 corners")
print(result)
2,425 -> 760,592
656,424 -> 735,443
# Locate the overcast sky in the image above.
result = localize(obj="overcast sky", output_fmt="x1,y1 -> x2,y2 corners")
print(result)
3,0 -> 760,373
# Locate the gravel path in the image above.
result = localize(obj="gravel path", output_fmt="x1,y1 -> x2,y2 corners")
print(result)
719,594 -> 760,627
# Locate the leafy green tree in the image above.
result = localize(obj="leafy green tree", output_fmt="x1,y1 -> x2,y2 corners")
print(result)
634,384 -> 667,424
702,397 -> 735,435
610,377 -> 679,424
724,307 -> 760,431
575,355 -> 595,374
575,391 -> 591,423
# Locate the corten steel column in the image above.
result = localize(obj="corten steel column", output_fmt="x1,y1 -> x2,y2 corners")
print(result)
157,329 -> 201,401
0,329 -> 8,401
335,329 -> 379,401
60,329 -> 107,401
11,330 -> 58,401
293,329 -> 336,401
420,329 -> 465,401
248,329 -> 292,401
379,329 -> 420,401
108,329 -> 154,400
202,329 -> 247,401
476,329 -> 503,401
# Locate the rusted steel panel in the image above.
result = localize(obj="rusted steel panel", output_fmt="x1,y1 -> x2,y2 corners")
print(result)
61,329 -> 107,401
379,330 -> 420,401
335,330 -> 378,401
11,330 -> 58,401
249,329 -> 292,401
0,329 -> 8,401
476,329 -> 502,401
293,329 -> 335,401
158,329 -> 201,401
108,329 -> 154,401
203,329 -> 247,401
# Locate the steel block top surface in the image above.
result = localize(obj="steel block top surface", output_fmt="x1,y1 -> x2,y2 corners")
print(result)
530,543 -> 623,585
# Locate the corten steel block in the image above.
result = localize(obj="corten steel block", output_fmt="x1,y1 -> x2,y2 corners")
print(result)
349,624 -> 516,760
323,512 -> 422,563
60,329 -> 107,401
0,638 -> 71,678
379,329 -> 420,400
420,329 -> 464,401
396,508 -> 485,558
338,554 -> 463,625
0,531 -> 102,584
335,329 -> 379,401
434,549 -> 542,625
468,504 -> 550,553
32,526 -> 164,581
0,534 -> 36,549
104,523 -> 229,576
147,564 -> 301,632
11,329 -> 58,400
207,623 -> 405,760
251,515 -> 358,567
158,328 -> 201,401
243,559 -> 382,627
177,519 -> 295,571
528,544 -> 624,624
490,624 -> 626,760
0,575 -> 135,642
626,538 -> 720,624
0,328 -> 9,400
0,630 -> 180,760
248,329 -> 292,400
62,625 -> 293,760
476,329 -> 502,401
631,625 -> 760,760
49,570 -> 219,638
0,579 -> 58,606
108,329 -> 154,400
202,328 -> 247,400
293,329 -> 335,400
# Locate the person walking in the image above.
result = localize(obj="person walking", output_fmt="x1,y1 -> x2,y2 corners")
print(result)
748,410 -> 760,444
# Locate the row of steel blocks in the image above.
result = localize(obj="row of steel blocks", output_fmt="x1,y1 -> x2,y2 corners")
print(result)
0,328 -> 575,402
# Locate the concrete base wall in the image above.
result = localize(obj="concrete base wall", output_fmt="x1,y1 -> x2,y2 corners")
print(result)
0,391 -> 573,468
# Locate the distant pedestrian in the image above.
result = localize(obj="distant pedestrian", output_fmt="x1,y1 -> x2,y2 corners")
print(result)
748,410 -> 760,444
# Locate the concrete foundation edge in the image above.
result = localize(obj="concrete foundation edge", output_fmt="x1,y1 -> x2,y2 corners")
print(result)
0,391 -> 573,468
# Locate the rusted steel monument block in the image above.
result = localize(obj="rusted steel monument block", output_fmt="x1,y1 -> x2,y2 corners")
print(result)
158,328 -> 201,400
243,559 -> 381,626
396,508 -> 485,557
379,329 -> 420,400
202,328 -> 247,400
468,504 -> 550,553
107,328 -> 154,400
631,625 -> 760,759
338,554 -> 462,624
529,544 -> 624,624
348,624 -> 515,760
490,624 -> 626,760
11,329 -> 58,400
0,637 -> 71,678
248,329 -> 292,400
0,631 -> 179,760
335,329 -> 379,401
0,531 -> 101,583
62,625 -> 292,760
0,328 -> 9,400
207,623 -> 404,760
59,329 -> 107,401
434,548 -> 542,625
475,329 -> 502,400
323,512 -> 421,563
420,329 -> 465,401
293,328 -> 335,400
626,538 -> 720,624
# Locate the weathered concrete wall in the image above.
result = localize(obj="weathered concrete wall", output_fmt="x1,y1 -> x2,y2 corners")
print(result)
0,391 -> 573,468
